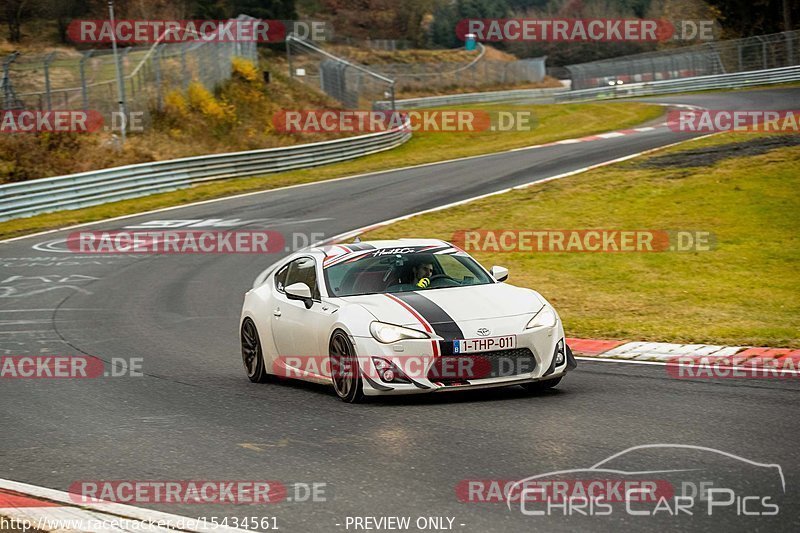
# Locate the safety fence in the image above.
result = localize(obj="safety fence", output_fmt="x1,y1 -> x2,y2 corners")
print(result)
0,15 -> 258,125
567,30 -> 800,90
291,37 -> 547,103
286,35 -> 396,110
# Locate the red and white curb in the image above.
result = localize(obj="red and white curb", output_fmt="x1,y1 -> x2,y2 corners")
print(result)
529,104 -> 704,148
568,337 -> 800,374
525,126 -> 657,148
0,479 -> 246,533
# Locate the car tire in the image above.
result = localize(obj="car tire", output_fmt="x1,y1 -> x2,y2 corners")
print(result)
329,330 -> 364,403
520,376 -> 562,393
241,318 -> 269,383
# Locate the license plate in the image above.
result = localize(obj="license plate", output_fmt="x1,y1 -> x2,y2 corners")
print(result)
453,335 -> 516,354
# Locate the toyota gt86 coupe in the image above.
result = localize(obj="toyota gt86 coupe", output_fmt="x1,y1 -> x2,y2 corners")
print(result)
240,239 -> 576,402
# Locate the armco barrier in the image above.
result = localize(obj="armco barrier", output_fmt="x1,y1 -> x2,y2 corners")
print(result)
0,122 -> 411,222
554,65 -> 800,102
375,65 -> 799,109
373,87 -> 562,110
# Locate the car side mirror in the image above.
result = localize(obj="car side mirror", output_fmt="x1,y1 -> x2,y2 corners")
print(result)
490,266 -> 509,282
285,282 -> 313,308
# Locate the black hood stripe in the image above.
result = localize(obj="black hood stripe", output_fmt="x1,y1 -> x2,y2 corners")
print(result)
391,292 -> 464,356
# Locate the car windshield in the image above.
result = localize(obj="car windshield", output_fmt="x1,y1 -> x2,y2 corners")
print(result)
323,247 -> 494,297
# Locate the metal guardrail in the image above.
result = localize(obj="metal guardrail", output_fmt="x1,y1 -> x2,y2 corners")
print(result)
0,123 -> 411,222
555,65 -> 800,102
374,65 -> 798,109
373,87 -> 562,109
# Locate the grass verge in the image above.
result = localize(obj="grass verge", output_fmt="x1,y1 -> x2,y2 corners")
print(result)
361,133 -> 800,348
0,101 -> 662,240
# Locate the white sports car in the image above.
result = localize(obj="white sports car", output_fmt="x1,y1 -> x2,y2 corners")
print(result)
240,239 -> 576,402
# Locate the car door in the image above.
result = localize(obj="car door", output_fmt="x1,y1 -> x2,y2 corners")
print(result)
269,256 -> 330,379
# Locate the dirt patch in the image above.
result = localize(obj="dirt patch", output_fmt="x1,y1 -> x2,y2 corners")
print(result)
637,135 -> 800,169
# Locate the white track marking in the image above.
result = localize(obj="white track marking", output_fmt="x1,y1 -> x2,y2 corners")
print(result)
604,341 -> 744,361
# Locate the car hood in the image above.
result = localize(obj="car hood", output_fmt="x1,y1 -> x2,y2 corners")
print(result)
340,283 -> 545,327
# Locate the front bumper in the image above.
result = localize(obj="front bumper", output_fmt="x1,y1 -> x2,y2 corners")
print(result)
351,323 -> 575,396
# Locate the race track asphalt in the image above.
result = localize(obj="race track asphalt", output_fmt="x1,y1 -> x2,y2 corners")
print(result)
1,88 -> 798,532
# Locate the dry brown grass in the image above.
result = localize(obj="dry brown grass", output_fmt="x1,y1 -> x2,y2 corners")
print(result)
0,61 -> 345,183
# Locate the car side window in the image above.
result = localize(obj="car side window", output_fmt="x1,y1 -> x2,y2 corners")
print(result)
274,263 -> 290,292
284,257 -> 321,300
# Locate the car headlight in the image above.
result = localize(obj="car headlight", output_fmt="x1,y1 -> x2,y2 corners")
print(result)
369,321 -> 430,343
526,305 -> 558,329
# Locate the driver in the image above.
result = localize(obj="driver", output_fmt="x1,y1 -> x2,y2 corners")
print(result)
411,259 -> 434,289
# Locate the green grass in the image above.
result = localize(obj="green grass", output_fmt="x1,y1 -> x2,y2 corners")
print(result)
362,133 -> 800,348
0,101 -> 662,240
